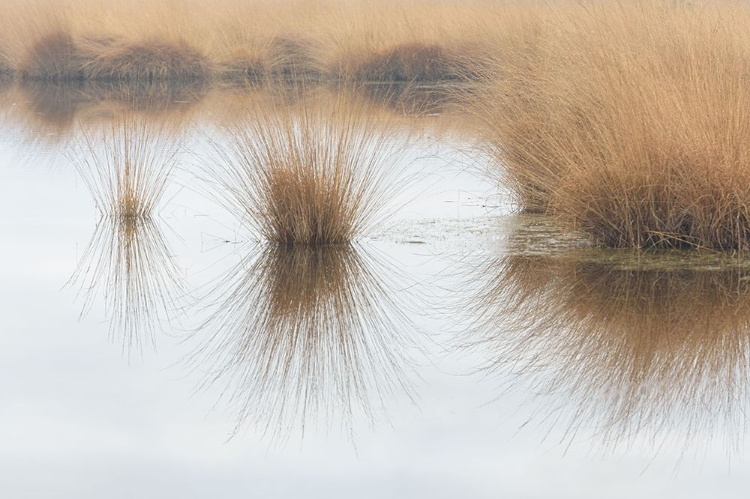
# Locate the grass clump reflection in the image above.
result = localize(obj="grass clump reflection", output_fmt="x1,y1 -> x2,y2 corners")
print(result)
463,249 -> 750,452
190,243 -> 417,441
206,89 -> 409,246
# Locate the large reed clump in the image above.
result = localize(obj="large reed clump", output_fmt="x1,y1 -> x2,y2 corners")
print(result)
207,89 -> 409,246
471,3 -> 750,250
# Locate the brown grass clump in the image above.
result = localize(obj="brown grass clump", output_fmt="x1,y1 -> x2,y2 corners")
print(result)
189,243 -> 417,439
340,42 -> 459,83
462,249 -> 750,451
205,87 -> 411,246
84,39 -> 210,83
0,0 -> 530,86
470,3 -> 750,250
19,31 -> 85,82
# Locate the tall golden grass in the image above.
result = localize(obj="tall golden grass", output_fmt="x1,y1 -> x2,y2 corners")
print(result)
188,243 -> 417,440
470,2 -> 750,249
461,249 -> 750,451
204,87 -> 412,246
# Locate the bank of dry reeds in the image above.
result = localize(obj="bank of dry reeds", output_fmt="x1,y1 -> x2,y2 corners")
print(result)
204,88 -> 411,246
0,0 -> 522,85
470,2 -> 750,250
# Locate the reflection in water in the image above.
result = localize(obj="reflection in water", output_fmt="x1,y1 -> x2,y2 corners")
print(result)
464,249 -> 750,452
190,244 -> 418,441
69,116 -> 183,352
70,217 -> 183,352
2,81 -> 202,142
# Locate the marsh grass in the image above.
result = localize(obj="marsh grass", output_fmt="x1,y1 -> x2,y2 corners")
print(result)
338,42 -> 464,83
469,3 -> 750,249
189,243 -> 417,440
204,87 -> 413,246
74,116 -> 181,218
69,115 -> 184,352
0,0 -> 523,85
461,249 -> 750,452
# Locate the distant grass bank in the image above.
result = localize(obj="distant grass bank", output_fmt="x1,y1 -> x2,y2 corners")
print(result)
0,0 -> 521,85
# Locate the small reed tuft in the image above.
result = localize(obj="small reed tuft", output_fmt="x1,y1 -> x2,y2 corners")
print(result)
205,87 -> 410,246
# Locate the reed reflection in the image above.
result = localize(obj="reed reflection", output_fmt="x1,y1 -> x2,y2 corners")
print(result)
69,116 -> 183,353
464,249 -> 750,451
190,243 -> 418,441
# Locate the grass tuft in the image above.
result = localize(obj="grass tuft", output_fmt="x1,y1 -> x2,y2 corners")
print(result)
19,31 -> 84,82
341,42 -> 458,83
73,115 -> 181,219
205,87 -> 411,246
84,39 -> 210,83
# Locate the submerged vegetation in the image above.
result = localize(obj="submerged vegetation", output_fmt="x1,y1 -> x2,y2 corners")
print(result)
205,88 -> 411,246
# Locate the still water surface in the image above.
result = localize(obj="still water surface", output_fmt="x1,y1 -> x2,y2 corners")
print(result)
0,83 -> 749,498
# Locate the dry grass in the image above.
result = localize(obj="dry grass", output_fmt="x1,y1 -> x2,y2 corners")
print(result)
204,87 -> 412,246
338,42 -> 463,83
72,115 -> 182,218
469,2 -> 750,249
0,0 -> 525,85
82,39 -> 210,83
189,244 -> 416,439
461,249 -> 750,451
68,115 -> 184,353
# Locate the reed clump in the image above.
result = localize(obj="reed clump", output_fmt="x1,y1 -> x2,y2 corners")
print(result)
206,87 -> 410,246
340,42 -> 460,83
73,115 -> 181,219
19,31 -> 85,82
83,39 -> 210,83
470,3 -> 750,250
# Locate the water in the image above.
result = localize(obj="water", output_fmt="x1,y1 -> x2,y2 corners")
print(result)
1,82 -> 749,498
